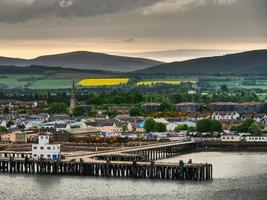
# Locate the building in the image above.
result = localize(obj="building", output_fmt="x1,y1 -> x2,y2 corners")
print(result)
238,102 -> 265,113
108,106 -> 131,115
244,136 -> 267,142
0,131 -> 27,143
211,112 -> 240,121
32,134 -> 61,160
63,127 -> 100,138
175,103 -> 203,113
208,102 -> 239,112
141,103 -> 161,114
220,135 -> 241,142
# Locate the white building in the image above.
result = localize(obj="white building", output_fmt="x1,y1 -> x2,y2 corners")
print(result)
212,112 -> 240,121
32,134 -> 61,160
245,136 -> 267,142
220,135 -> 241,142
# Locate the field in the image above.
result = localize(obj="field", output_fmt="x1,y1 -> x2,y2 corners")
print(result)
0,75 -> 76,89
1,74 -> 267,95
78,78 -> 129,87
137,80 -> 197,86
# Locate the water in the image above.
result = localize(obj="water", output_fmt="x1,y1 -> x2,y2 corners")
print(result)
0,152 -> 266,200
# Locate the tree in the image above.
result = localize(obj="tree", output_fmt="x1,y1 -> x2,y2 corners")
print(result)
235,119 -> 254,133
48,102 -> 68,114
122,125 -> 128,133
144,118 -> 157,133
196,119 -> 222,133
220,84 -> 228,94
188,126 -> 196,132
175,124 -> 188,132
73,106 -> 85,116
159,102 -> 173,112
196,119 -> 212,133
0,126 -> 7,133
6,120 -> 14,128
130,106 -> 141,116
248,123 -> 262,136
210,120 -> 223,133
155,122 -> 166,132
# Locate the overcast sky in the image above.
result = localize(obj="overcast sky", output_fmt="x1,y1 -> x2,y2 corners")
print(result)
0,0 -> 266,60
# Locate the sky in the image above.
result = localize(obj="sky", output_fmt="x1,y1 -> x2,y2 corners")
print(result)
0,0 -> 266,61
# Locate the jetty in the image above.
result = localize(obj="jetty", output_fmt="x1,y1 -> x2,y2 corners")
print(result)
0,140 -> 213,181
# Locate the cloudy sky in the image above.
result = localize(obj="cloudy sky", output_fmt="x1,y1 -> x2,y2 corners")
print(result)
0,0 -> 266,61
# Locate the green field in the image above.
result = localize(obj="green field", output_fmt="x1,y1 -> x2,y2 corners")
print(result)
0,75 -> 75,89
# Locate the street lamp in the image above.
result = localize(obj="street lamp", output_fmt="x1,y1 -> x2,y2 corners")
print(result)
205,146 -> 208,164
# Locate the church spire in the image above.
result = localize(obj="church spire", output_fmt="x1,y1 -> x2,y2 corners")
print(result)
70,80 -> 77,115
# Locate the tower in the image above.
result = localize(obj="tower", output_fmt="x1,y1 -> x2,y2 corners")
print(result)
70,80 -> 77,115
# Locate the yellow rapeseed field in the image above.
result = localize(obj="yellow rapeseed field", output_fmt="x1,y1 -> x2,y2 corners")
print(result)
137,80 -> 197,86
78,78 -> 129,87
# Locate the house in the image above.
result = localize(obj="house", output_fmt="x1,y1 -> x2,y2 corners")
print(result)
154,118 -> 170,124
63,127 -> 100,138
253,114 -> 267,123
108,106 -> 131,115
65,121 -> 87,129
94,119 -> 123,133
166,121 -> 196,132
29,113 -> 49,121
0,131 -> 27,143
127,122 -> 145,133
211,112 -> 240,121
32,134 -> 61,160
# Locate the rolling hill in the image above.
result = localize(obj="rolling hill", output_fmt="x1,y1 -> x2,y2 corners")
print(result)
134,50 -> 267,75
0,51 -> 163,72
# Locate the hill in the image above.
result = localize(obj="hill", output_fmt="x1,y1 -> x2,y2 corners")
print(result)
134,50 -> 267,75
0,51 -> 163,72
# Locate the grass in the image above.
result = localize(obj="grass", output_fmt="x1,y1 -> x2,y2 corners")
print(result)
78,78 -> 129,87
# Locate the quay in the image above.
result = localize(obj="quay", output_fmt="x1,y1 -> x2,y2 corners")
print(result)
0,158 -> 212,181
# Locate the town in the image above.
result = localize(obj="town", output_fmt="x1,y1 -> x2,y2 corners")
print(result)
0,82 -> 267,163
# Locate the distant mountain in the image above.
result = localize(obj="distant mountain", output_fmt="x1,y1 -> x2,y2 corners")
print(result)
134,50 -> 267,75
0,51 -> 163,72
119,49 -> 241,62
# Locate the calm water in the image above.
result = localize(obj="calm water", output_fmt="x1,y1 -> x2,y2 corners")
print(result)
0,152 -> 267,200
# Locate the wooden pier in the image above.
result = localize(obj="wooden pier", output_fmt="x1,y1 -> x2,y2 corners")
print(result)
0,158 -> 212,181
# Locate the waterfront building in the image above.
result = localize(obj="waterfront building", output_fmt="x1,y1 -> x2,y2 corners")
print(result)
32,134 -> 61,160
245,136 -> 267,142
220,135 -> 241,142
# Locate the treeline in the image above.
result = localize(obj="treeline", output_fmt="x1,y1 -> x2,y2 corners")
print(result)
0,89 -> 260,105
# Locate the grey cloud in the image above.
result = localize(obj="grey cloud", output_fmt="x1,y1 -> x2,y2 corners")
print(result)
122,38 -> 135,43
142,0 -> 239,15
0,0 -> 161,23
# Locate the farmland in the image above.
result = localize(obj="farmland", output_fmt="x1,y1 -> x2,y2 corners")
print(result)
78,78 -> 129,87
136,80 -> 197,86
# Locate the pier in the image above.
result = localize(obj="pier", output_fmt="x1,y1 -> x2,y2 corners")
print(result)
0,141 -> 212,181
0,158 -> 212,181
